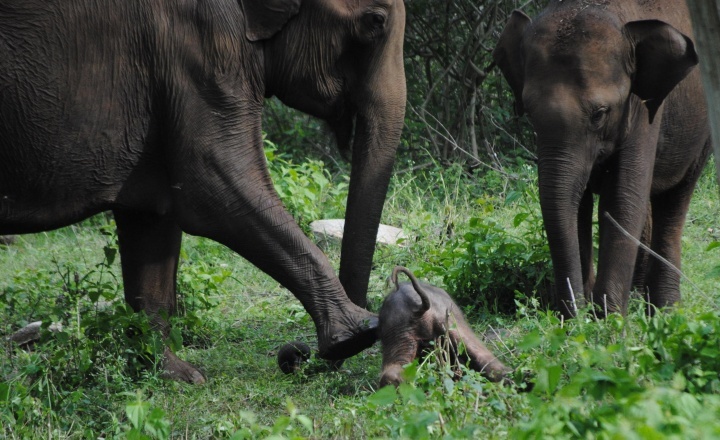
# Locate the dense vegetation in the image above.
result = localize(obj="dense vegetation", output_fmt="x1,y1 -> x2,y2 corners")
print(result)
2,1 -> 720,438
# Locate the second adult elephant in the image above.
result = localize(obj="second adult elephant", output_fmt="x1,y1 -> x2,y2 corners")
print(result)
0,0 -> 406,382
493,0 -> 711,317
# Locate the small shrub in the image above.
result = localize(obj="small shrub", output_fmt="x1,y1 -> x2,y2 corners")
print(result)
264,137 -> 348,232
122,391 -> 171,440
421,186 -> 553,314
638,309 -> 720,393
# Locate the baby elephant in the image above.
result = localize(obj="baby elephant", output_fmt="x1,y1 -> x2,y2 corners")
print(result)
378,267 -> 512,387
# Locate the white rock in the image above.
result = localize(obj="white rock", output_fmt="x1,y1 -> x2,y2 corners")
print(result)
7,321 -> 63,346
310,219 -> 407,247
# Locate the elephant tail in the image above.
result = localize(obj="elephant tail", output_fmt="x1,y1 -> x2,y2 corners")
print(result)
391,266 -> 431,317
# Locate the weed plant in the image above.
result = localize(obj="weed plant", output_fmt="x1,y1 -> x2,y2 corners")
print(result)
0,153 -> 718,438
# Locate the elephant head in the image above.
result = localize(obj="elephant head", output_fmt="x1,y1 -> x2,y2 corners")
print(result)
493,3 -> 702,317
241,0 -> 407,307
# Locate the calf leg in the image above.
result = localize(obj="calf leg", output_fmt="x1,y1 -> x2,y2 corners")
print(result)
449,329 -> 511,382
380,336 -> 419,387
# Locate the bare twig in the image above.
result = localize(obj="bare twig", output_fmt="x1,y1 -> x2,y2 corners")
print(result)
567,277 -> 578,315
603,212 -> 706,296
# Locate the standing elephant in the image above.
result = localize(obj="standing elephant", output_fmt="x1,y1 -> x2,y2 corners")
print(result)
0,0 -> 406,383
493,0 -> 710,317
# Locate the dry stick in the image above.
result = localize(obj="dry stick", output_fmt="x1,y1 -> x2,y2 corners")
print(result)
603,212 -> 706,296
488,325 -> 512,357
566,278 -> 578,315
589,288 -> 599,320
604,294 -> 608,318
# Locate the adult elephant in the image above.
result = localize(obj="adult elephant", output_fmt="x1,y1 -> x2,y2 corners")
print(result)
493,0 -> 710,318
0,0 -> 406,383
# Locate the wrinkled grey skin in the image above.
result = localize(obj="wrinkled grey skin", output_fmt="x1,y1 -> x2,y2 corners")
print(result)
378,267 -> 511,387
0,0 -> 407,383
493,0 -> 710,318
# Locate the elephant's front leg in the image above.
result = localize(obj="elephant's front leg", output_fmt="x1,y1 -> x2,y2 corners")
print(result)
595,133 -> 658,315
171,111 -> 377,361
379,336 -> 419,387
578,189 -> 596,303
114,209 -> 205,384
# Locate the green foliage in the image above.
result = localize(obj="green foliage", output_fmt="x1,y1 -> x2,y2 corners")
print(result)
123,391 -> 171,440
344,352 -> 519,439
0,220 -> 227,437
639,310 -> 720,393
175,257 -> 230,349
264,137 -> 348,232
420,181 -> 553,314
512,306 -> 720,439
708,241 -> 720,279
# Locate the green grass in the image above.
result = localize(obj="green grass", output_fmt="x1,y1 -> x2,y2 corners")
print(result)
1,158 -> 718,439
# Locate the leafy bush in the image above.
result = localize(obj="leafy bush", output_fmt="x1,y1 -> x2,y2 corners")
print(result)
709,241 -> 720,279
638,310 -> 720,393
512,306 -> 720,439
420,184 -> 553,314
264,137 -> 348,232
0,220 -> 227,436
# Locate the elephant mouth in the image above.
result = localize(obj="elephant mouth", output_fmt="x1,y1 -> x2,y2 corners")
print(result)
327,108 -> 357,162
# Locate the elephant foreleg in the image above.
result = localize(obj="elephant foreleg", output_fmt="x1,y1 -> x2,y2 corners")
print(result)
169,110 -> 377,361
379,337 -> 419,387
114,209 -> 205,384
578,189 -> 595,303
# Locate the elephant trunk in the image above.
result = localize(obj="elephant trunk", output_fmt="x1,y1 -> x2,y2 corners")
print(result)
537,145 -> 594,318
339,23 -> 406,308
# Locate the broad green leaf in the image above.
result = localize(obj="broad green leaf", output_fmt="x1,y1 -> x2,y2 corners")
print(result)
368,385 -> 397,407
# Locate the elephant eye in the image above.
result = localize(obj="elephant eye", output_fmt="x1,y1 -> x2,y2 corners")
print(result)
590,106 -> 609,127
364,11 -> 387,33
370,13 -> 386,27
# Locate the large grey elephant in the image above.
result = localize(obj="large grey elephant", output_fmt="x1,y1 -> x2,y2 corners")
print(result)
0,0 -> 406,383
493,0 -> 710,317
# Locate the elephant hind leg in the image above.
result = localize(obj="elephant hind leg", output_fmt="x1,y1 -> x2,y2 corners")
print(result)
645,185 -> 696,311
114,209 -> 205,384
632,204 -> 653,293
449,330 -> 511,382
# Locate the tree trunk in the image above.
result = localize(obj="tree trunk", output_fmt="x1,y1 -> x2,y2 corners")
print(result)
686,1 -> 720,189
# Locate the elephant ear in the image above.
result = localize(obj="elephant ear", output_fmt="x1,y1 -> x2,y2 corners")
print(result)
240,0 -> 301,41
625,20 -> 698,123
492,10 -> 532,116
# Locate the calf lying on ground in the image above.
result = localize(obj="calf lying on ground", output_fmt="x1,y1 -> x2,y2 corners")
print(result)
378,266 -> 512,387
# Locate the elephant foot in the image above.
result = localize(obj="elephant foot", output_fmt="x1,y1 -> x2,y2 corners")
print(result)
161,348 -> 206,384
317,307 -> 378,360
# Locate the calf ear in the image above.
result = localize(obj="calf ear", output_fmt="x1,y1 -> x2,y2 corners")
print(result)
492,10 -> 532,116
625,20 -> 698,123
240,0 -> 301,41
